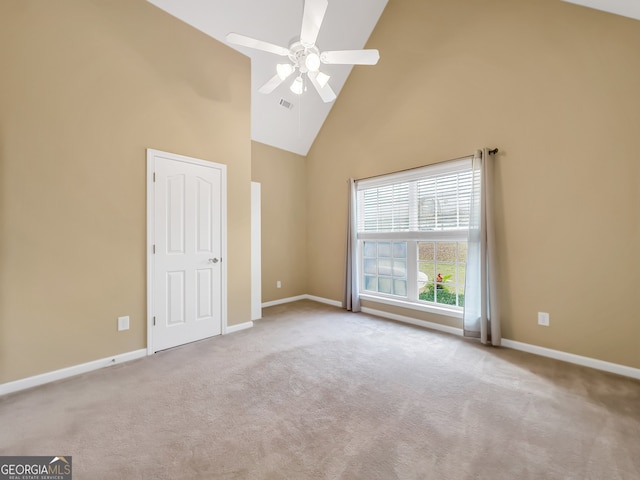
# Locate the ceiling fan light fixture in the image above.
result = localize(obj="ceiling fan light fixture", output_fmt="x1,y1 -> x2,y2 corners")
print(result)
290,75 -> 304,95
276,63 -> 294,80
315,71 -> 330,88
305,53 -> 321,72
225,0 -> 380,104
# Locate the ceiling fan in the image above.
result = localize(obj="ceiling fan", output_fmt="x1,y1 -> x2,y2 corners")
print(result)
226,0 -> 380,103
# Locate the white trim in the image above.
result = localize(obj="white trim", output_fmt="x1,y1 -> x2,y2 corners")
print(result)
362,306 -> 640,380
501,339 -> 640,381
262,295 -> 309,308
4,308 -> 638,398
0,349 -> 147,397
262,294 -> 343,308
259,294 -> 461,334
361,306 -> 464,337
146,152 -> 155,355
360,293 -> 463,319
225,321 -> 254,334
146,149 -> 228,347
250,182 -> 262,321
305,295 -> 343,307
164,289 -> 640,380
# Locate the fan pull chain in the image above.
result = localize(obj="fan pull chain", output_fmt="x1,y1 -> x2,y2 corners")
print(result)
298,78 -> 302,138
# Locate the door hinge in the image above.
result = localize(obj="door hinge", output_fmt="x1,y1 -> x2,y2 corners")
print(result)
153,244 -> 156,254
153,316 -> 156,326
153,172 -> 156,182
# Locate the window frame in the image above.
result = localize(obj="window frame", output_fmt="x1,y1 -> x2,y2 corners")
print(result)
355,158 -> 472,318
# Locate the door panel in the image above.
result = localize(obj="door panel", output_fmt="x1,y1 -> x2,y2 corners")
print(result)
196,268 -> 213,319
151,153 -> 223,352
167,174 -> 186,254
196,177 -> 213,253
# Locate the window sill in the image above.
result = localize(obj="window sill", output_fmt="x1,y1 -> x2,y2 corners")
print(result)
359,293 -> 463,319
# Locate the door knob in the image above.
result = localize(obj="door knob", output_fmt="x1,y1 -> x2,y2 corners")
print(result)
208,258 -> 219,264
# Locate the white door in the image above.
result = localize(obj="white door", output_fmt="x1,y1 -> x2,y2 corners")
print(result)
147,149 -> 226,353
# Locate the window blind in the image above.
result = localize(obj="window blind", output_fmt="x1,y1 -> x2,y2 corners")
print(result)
361,183 -> 409,232
358,168 -> 472,234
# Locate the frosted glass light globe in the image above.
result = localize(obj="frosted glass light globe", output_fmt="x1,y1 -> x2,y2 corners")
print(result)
305,53 -> 321,72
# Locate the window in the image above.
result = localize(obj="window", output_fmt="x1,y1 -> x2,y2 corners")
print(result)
362,241 -> 407,296
356,158 -> 472,314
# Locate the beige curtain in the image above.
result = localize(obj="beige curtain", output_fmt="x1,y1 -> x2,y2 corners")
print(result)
343,178 -> 361,312
463,149 -> 501,345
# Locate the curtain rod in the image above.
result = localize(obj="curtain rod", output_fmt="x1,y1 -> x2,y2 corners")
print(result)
354,148 -> 499,182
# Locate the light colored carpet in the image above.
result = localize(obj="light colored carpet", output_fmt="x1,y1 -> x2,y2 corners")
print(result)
1,300 -> 639,479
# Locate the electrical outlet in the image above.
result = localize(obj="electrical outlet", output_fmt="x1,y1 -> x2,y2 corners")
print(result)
538,312 -> 550,326
276,280 -> 282,288
118,316 -> 130,331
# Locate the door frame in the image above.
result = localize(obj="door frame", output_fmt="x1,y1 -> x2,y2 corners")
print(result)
146,148 -> 228,355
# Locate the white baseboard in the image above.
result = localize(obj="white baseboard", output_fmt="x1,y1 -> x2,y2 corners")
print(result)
362,306 -> 640,380
225,321 -> 254,334
263,295 -> 462,335
262,295 -> 309,308
5,305 -> 637,397
501,339 -> 640,380
0,349 -> 147,397
361,307 -> 464,337
305,295 -> 343,307
262,294 -> 343,309
1,321 -> 256,396
264,291 -> 640,380
262,294 -> 342,308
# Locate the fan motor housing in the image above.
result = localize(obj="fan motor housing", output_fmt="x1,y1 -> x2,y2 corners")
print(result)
288,41 -> 320,73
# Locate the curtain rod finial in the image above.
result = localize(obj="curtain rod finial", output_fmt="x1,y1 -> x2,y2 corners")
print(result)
488,148 -> 499,155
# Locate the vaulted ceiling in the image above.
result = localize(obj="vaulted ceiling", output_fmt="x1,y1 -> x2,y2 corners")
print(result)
147,0 -> 388,155
147,0 -> 638,156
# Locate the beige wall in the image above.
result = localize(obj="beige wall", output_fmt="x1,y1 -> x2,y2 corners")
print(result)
0,0 -> 251,383
2,0 -> 639,384
307,0 -> 640,368
252,142 -> 308,302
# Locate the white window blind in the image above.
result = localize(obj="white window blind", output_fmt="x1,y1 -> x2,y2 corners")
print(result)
361,183 -> 409,232
416,171 -> 472,231
357,159 -> 473,235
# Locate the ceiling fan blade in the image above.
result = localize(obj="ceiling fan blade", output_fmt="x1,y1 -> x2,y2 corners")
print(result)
300,0 -> 328,47
320,49 -> 380,65
226,33 -> 289,56
308,71 -> 336,103
258,74 -> 286,94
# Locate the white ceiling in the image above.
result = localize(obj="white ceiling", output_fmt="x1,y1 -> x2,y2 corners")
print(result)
562,0 -> 640,20
147,0 -> 388,156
